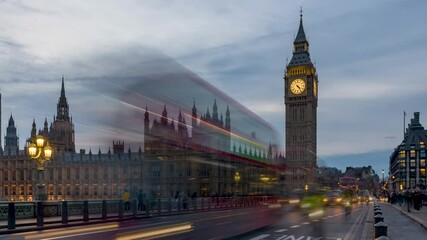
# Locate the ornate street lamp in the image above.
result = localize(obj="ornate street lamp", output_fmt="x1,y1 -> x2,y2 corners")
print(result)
28,135 -> 53,201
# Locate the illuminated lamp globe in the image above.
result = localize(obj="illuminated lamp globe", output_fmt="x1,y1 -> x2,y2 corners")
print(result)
28,143 -> 37,157
36,135 -> 45,147
44,144 -> 53,159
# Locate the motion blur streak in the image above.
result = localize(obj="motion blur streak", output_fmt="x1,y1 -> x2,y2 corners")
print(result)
24,223 -> 119,239
115,222 -> 193,240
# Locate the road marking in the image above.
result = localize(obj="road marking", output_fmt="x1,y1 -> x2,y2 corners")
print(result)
215,220 -> 233,226
290,225 -> 300,228
302,222 -> 310,225
275,229 -> 288,233
249,234 -> 270,240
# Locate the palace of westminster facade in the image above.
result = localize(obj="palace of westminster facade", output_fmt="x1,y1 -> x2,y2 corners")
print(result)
0,78 -> 281,201
0,11 -> 320,201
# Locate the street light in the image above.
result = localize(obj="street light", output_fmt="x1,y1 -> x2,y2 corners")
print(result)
28,135 -> 53,201
382,169 -> 384,182
234,172 -> 241,195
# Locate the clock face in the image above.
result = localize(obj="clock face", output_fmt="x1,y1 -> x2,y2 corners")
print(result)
313,81 -> 317,97
290,79 -> 306,95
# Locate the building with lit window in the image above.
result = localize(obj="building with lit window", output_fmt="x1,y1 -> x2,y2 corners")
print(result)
390,112 -> 427,192
0,77 -> 282,201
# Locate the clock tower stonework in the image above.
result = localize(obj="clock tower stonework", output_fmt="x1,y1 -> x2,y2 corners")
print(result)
284,12 -> 318,192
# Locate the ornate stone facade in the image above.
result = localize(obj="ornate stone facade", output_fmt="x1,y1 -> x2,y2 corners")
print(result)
0,77 -> 282,201
284,12 -> 318,192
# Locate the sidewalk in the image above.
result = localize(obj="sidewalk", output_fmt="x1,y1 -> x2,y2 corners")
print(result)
379,203 -> 427,239
388,202 -> 427,230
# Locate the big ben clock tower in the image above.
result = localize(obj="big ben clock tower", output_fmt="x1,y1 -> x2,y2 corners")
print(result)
284,10 -> 318,192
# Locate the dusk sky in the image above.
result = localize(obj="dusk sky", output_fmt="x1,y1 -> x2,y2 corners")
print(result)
1,0 -> 427,176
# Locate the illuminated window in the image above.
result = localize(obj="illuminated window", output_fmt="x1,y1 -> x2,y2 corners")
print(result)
48,185 -> 53,196
420,142 -> 425,148
19,185 -> 24,195
27,185 -> 32,195
421,159 -> 426,167
400,160 -> 406,168
420,168 -> 426,177
410,159 -> 416,167
410,150 -> 416,158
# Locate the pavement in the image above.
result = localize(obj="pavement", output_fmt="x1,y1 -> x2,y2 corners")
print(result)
388,201 -> 427,230
376,202 -> 427,239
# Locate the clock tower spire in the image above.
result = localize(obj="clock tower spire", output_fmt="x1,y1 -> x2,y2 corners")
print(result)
284,9 -> 318,192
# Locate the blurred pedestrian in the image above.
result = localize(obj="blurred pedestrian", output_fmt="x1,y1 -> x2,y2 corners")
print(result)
123,189 -> 131,212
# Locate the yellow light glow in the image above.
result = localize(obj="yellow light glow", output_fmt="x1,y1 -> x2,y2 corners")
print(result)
36,135 -> 44,147
24,223 -> 118,239
44,144 -> 52,159
28,143 -> 37,157
115,223 -> 193,240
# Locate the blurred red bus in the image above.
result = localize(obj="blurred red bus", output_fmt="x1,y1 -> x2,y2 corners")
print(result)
338,177 -> 358,191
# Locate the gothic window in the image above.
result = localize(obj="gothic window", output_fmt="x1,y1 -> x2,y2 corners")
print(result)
84,167 -> 89,180
58,168 -> 62,180
48,185 -> 53,196
19,185 -> 24,195
75,168 -> 80,180
67,168 -> 71,180
66,185 -> 71,195
20,170 -> 24,181
27,185 -> 32,195
3,186 -> 8,196
94,185 -> 98,196
11,185 -> 16,195
103,185 -> 108,196
84,185 -> 89,196
94,168 -> 98,180
58,185 -> 62,195
113,168 -> 118,179
3,171 -> 7,181
75,185 -> 80,196
49,169 -> 54,181
12,170 -> 16,181
103,167 -> 108,179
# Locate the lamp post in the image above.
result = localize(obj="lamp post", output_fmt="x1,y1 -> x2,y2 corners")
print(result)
234,172 -> 241,196
28,135 -> 53,201
382,169 -> 384,183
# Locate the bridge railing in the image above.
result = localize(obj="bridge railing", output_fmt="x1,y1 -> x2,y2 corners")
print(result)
1,196 -> 279,231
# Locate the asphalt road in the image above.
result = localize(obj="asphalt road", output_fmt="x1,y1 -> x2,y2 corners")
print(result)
231,203 -> 372,240
2,203 -> 372,240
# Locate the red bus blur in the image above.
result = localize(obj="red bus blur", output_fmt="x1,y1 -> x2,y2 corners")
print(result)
338,177 -> 359,191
